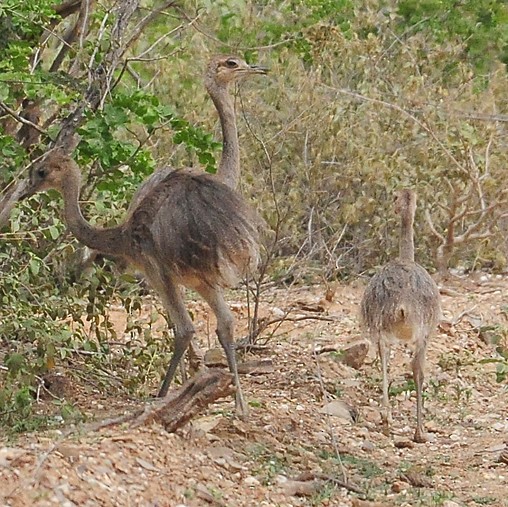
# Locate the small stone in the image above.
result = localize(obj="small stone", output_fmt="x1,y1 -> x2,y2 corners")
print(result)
243,476 -> 260,487
57,445 -> 81,461
341,341 -> 370,369
391,481 -> 409,493
394,439 -> 414,449
204,348 -> 227,367
320,400 -> 356,422
362,440 -> 375,452
283,479 -> 320,497
195,484 -> 215,503
442,501 -> 462,507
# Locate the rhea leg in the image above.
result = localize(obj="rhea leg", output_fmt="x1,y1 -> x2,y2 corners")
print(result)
197,283 -> 248,418
412,339 -> 427,443
144,263 -> 196,398
378,337 -> 392,436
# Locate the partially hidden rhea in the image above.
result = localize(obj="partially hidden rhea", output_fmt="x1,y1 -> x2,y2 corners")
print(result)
360,189 -> 441,443
16,56 -> 267,417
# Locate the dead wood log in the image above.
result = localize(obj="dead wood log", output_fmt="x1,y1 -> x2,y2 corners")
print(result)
87,369 -> 234,434
131,369 -> 235,431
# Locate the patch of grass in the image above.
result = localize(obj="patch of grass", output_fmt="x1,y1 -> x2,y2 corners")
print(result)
342,454 -> 383,479
396,489 -> 456,507
431,490 -> 455,505
451,383 -> 473,403
427,378 -> 449,402
479,348 -> 508,383
0,387 -> 84,438
319,449 -> 383,479
473,496 -> 497,505
207,486 -> 223,502
389,378 -> 416,398
246,443 -> 289,485
329,350 -> 345,361
310,482 -> 337,506
438,350 -> 475,373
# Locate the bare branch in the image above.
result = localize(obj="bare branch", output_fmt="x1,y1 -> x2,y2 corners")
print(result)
53,0 -> 82,18
50,0 -> 95,73
124,1 -> 179,53
0,101 -> 47,136
425,209 -> 445,242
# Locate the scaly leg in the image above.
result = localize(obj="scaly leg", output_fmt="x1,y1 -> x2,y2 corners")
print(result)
378,337 -> 392,436
197,283 -> 248,418
144,261 -> 196,398
412,339 -> 427,443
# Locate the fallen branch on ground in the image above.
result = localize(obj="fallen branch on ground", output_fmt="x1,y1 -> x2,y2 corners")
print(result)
88,368 -> 235,432
294,471 -> 365,495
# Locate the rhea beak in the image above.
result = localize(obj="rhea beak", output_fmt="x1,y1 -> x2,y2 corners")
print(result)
248,64 -> 269,75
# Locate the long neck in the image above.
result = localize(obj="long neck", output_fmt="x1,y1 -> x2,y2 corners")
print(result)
399,212 -> 415,262
62,173 -> 126,257
208,84 -> 240,190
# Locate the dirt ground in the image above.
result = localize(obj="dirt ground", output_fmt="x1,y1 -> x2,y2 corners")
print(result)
0,274 -> 507,507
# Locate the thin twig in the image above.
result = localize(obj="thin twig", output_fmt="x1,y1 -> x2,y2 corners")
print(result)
0,101 -> 47,135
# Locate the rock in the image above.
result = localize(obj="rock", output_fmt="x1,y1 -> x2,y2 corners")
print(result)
320,400 -> 356,422
352,500 -> 391,507
195,483 -> 215,503
204,348 -> 227,367
394,439 -> 415,449
340,341 -> 369,369
135,457 -> 159,473
362,440 -> 375,452
237,359 -> 275,375
243,476 -> 261,487
402,468 -> 433,488
192,415 -> 222,434
282,479 -> 320,497
391,480 -> 409,493
442,501 -> 462,507
499,449 -> 508,465
207,445 -> 234,460
57,445 -> 82,461
0,447 -> 26,468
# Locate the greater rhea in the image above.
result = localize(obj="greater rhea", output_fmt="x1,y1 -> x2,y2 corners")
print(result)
17,56 -> 267,416
360,189 -> 441,443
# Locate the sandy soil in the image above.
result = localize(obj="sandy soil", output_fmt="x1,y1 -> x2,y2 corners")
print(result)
0,275 -> 507,507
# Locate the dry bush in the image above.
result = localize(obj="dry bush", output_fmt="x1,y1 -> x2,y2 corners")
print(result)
135,3 -> 508,278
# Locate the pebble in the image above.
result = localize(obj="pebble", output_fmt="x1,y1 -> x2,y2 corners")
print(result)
243,476 -> 260,487
362,440 -> 375,452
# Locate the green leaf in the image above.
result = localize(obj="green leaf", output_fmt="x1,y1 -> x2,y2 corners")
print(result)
29,258 -> 40,276
48,225 -> 60,240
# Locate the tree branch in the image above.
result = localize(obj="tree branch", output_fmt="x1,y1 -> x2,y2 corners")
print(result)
0,101 -> 47,136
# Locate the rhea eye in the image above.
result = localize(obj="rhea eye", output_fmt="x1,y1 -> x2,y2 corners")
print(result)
225,59 -> 238,68
36,167 -> 46,178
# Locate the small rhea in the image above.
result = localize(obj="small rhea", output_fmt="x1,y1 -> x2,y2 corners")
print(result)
15,55 -> 267,417
360,189 -> 441,443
